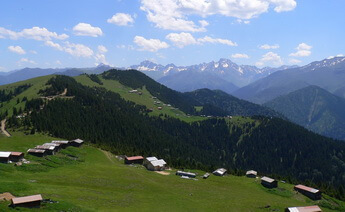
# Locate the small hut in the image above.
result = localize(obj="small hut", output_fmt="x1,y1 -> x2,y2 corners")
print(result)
285,205 -> 322,212
0,152 -> 11,163
246,170 -> 257,178
10,152 -> 24,162
213,168 -> 227,176
11,194 -> 43,208
27,149 -> 46,157
146,159 -> 167,171
294,184 -> 322,200
203,173 -> 210,179
261,176 -> 278,188
52,140 -> 70,148
35,145 -> 56,155
124,156 -> 144,164
176,171 -> 196,178
70,139 -> 84,147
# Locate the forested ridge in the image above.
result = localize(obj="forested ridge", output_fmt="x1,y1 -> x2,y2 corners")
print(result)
7,74 -> 345,200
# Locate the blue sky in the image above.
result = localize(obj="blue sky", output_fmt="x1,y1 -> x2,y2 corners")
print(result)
0,0 -> 344,72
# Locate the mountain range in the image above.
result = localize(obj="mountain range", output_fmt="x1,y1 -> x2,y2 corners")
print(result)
265,85 -> 345,140
233,57 -> 345,104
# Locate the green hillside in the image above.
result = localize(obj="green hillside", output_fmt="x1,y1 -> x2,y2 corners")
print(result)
0,132 -> 344,211
264,85 -> 345,140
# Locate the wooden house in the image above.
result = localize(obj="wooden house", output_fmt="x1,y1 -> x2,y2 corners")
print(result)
27,149 -> 46,157
294,184 -> 322,200
213,168 -> 227,176
261,176 -> 278,188
70,139 -> 84,147
125,156 -> 144,164
52,140 -> 70,148
246,170 -> 257,178
43,143 -> 61,151
11,194 -> 43,208
146,159 -> 167,171
0,152 -> 11,163
202,173 -> 210,179
176,171 -> 196,178
285,205 -> 322,212
35,145 -> 56,155
10,152 -> 24,162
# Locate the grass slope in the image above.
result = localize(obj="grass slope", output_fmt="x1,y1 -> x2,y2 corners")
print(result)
75,74 -> 206,122
0,132 -> 343,211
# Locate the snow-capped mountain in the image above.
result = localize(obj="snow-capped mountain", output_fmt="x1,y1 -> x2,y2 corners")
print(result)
130,58 -> 297,93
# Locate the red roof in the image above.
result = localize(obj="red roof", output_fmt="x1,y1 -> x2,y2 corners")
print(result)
11,152 -> 24,156
295,184 -> 320,193
11,194 -> 42,205
126,156 -> 144,161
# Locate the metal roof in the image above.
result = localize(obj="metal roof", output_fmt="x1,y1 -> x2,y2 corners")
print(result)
146,157 -> 158,162
295,184 -> 320,194
261,176 -> 276,183
0,151 -> 11,158
52,140 -> 69,144
28,149 -> 46,153
35,145 -> 55,150
150,159 -> 166,167
126,156 -> 144,161
11,152 -> 24,156
72,139 -> 84,144
287,205 -> 322,212
12,194 -> 42,205
213,168 -> 227,175
44,143 -> 60,147
246,170 -> 257,175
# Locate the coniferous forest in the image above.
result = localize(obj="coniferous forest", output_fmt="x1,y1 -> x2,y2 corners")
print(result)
9,74 -> 345,201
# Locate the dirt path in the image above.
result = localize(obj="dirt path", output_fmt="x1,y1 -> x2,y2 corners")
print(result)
1,119 -> 11,137
101,150 -> 115,164
60,88 -> 68,96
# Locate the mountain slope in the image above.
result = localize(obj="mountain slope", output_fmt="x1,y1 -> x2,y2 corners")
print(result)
265,85 -> 345,140
158,70 -> 239,93
233,57 -> 345,104
185,89 -> 283,118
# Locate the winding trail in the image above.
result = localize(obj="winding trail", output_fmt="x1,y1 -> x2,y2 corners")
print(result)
1,119 -> 11,137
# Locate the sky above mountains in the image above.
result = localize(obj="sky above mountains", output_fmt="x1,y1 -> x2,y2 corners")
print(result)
0,0 -> 344,72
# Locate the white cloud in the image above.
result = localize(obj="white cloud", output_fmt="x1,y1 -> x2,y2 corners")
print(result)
107,13 -> 134,26
166,32 -> 197,48
289,58 -> 301,64
98,45 -> 108,54
133,36 -> 169,52
73,23 -> 103,37
197,36 -> 237,46
8,45 -> 26,54
0,26 -> 68,41
17,58 -> 36,65
30,50 -> 37,54
327,54 -> 344,59
45,40 -> 93,57
94,45 -> 109,65
289,43 -> 312,57
56,60 -> 62,65
231,53 -> 249,59
259,44 -> 280,49
140,0 -> 296,31
256,51 -> 283,66
236,19 -> 250,24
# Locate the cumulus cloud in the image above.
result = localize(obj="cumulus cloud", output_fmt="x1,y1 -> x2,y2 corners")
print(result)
231,53 -> 249,59
256,51 -> 283,66
134,36 -> 169,52
140,0 -> 296,31
166,32 -> 237,48
45,40 -> 93,57
289,58 -> 301,64
94,45 -> 109,65
197,36 -> 237,46
259,44 -> 280,49
73,23 -> 103,37
107,13 -> 134,26
8,45 -> 26,54
289,43 -> 312,57
0,26 -> 68,41
17,58 -> 36,65
166,32 -> 197,48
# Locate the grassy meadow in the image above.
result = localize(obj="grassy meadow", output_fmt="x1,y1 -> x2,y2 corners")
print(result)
0,132 -> 343,211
